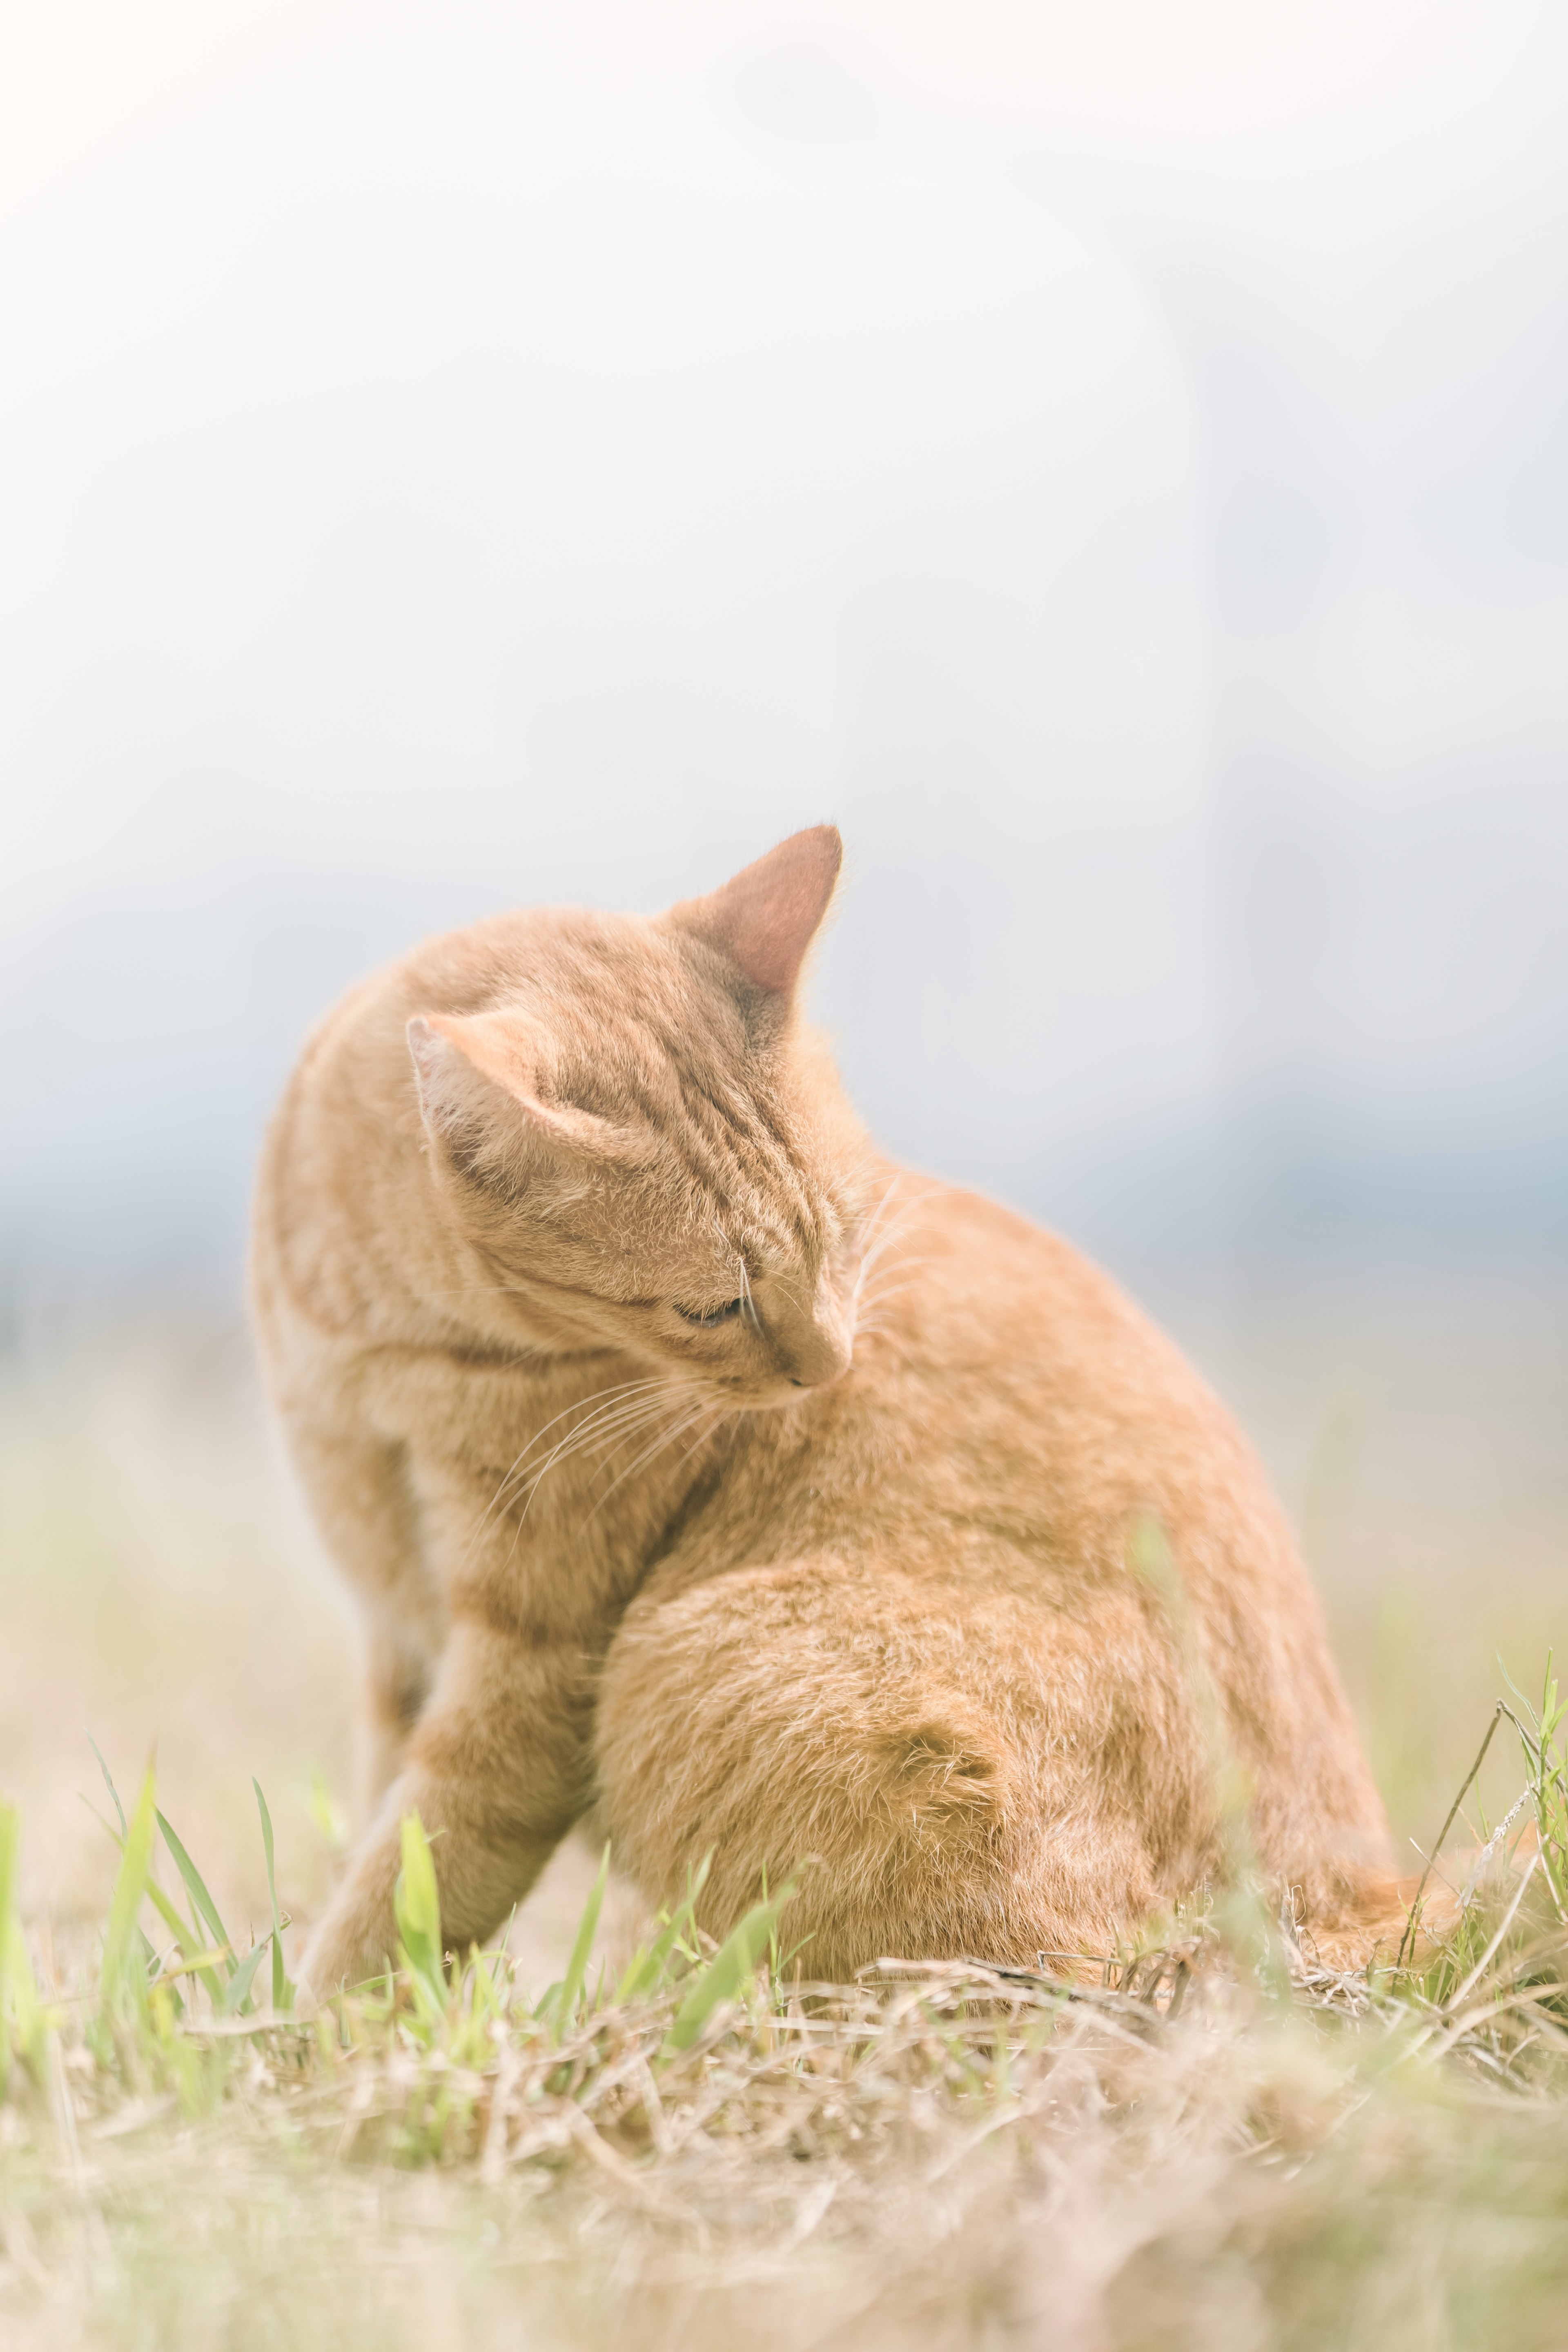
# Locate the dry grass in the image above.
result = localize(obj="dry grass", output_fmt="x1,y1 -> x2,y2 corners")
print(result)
2,1737 -> 1566,2352
2,1302 -> 1567,2350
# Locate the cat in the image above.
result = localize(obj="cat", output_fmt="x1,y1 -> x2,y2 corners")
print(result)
252,825 -> 1396,1996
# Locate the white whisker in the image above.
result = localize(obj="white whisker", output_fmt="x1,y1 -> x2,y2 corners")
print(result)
463,1376 -> 653,1537
855,1207 -> 928,1285
854,1266 -> 935,1318
492,1380 -> 670,1504
582,1399 -> 724,1521
850,1189 -> 940,1338
676,1408 -> 733,1470
577,1390 -> 714,1481
854,1176 -> 921,1261
510,1384 -> 699,1518
850,1189 -> 913,1291
464,1376 -> 677,1565
503,1385 -> 706,1563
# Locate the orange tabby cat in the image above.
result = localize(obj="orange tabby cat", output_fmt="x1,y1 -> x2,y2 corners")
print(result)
252,827 -> 1395,1994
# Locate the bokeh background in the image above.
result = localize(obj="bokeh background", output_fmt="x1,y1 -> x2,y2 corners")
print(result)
3,0 -> 1565,1947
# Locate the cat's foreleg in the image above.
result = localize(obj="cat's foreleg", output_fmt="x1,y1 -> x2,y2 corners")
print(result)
284,1422 -> 447,1813
296,1614 -> 591,1997
359,1609 -> 440,1809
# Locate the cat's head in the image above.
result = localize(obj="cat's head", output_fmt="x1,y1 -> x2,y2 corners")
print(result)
406,827 -> 874,1405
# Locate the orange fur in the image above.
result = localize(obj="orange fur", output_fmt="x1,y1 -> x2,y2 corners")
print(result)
251,828 -> 1394,1994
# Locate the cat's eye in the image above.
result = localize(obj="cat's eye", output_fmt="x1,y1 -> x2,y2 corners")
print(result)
675,1298 -> 746,1329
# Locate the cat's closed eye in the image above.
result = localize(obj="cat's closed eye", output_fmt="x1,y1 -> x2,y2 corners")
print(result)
675,1298 -> 746,1329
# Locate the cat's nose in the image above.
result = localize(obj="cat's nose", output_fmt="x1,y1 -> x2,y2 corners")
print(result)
753,1271 -> 853,1392
777,1306 -> 853,1391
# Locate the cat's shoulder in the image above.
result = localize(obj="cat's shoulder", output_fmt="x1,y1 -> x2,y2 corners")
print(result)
890,1175 -> 1134,1305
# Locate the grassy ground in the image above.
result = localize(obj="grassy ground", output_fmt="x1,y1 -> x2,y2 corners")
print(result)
2,1269 -> 1566,2348
4,1704 -> 1567,2352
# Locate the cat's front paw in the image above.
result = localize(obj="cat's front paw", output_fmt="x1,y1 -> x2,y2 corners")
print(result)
296,1886 -> 401,2005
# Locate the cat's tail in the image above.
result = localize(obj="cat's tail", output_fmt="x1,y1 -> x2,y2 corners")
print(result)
1297,1863 -> 1465,1973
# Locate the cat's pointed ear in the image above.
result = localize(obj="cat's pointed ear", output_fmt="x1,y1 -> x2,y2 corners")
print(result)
666,825 -> 842,1000
407,1012 -> 621,1155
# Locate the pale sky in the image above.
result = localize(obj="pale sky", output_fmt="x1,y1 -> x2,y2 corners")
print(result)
2,1 -> 1565,1292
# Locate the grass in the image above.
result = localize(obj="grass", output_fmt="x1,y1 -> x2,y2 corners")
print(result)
1,1666 -> 1565,2351
2,1298 -> 1566,2347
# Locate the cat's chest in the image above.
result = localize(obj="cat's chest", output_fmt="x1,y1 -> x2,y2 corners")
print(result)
380,1345 -> 724,1573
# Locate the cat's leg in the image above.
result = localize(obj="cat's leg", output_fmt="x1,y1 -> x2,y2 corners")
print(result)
296,1610 -> 593,1995
295,1446 -> 600,1996
284,1422 -> 446,1813
594,1558 -> 1170,1979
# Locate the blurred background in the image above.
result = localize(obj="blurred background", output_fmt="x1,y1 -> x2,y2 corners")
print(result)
2,0 -> 1564,1944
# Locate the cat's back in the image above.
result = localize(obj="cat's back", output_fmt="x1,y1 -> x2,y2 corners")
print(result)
799,1176 -> 1313,1632
859,1178 -> 1251,1497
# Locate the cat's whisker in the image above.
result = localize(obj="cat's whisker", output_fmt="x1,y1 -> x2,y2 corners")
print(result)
660,1399 -> 730,1465
479,1378 -> 682,1549
856,1288 -> 924,1319
855,1175 -> 926,1256
582,1399 -> 724,1520
858,1253 -> 937,1293
489,1379 -> 670,1504
849,1196 -> 931,1307
855,1213 -> 938,1276
861,1176 -> 941,1245
609,1398 -> 715,1483
853,1267 -> 935,1321
853,1240 -> 935,1320
853,1319 -> 908,1359
539,1383 -> 693,1461
710,1215 -> 760,1335
570,1389 -> 694,1446
513,1376 -> 666,1459
503,1388 -> 705,1564
541,1379 -> 704,1459
854,1172 -> 904,1254
854,1203 -> 934,1291
851,1237 -> 931,1330
512,1383 -> 699,1512
458,1376 -> 666,1564
675,1407 -> 733,1470
576,1390 -> 715,1483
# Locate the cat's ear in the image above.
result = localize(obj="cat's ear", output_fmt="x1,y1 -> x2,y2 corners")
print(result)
407,1012 -> 626,1156
666,825 -> 842,1000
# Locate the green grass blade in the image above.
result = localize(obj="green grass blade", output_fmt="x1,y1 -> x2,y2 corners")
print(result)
101,1765 -> 158,2027
664,1883 -> 794,2055
549,1842 -> 609,2038
252,1779 -> 293,2013
394,1813 -> 446,2012
219,1938 -> 269,2015
77,1778 -> 208,1985
615,1852 -> 711,2003
0,1802 -> 48,2095
157,1811 -> 233,1969
140,1873 -> 229,2004
87,1735 -> 127,1839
